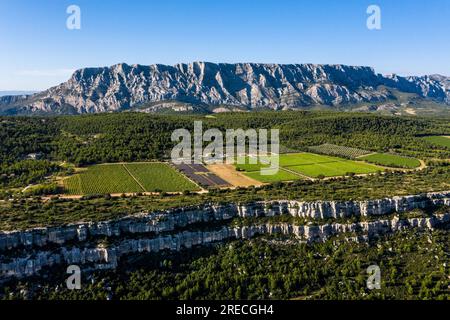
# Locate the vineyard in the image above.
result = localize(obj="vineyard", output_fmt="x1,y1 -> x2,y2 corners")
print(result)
78,164 -> 143,194
125,163 -> 199,192
63,174 -> 82,194
308,144 -> 371,159
63,163 -> 200,195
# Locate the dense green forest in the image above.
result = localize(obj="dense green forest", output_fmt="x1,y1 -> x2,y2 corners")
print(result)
1,111 -> 449,166
1,111 -> 449,190
3,228 -> 448,300
0,160 -> 60,188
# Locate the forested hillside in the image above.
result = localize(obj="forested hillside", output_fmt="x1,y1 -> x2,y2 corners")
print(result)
1,111 -> 449,190
5,229 -> 449,300
1,111 -> 449,301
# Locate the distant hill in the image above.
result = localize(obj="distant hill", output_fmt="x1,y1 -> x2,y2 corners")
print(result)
0,62 -> 448,115
0,91 -> 37,97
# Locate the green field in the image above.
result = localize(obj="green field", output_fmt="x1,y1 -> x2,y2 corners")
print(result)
279,153 -> 342,166
236,153 -> 384,181
360,153 -> 421,169
423,136 -> 450,149
244,169 -> 303,183
235,153 -> 343,171
64,163 -> 199,194
288,160 -> 381,178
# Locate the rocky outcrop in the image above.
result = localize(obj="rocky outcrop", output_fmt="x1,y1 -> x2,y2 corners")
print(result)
1,213 -> 449,279
0,192 -> 449,279
1,191 -> 448,252
1,63 -> 448,115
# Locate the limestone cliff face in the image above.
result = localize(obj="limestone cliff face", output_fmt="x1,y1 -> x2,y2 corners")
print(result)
1,191 -> 448,251
1,215 -> 449,279
0,191 -> 449,279
1,63 -> 448,115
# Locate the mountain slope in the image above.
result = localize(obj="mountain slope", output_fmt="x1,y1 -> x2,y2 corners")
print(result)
0,62 -> 448,115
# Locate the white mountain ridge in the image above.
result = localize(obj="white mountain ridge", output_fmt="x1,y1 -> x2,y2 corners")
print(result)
0,62 -> 448,115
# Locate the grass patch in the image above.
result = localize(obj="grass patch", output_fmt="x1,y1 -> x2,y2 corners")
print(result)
423,136 -> 450,149
360,153 -> 421,169
279,153 -> 342,167
289,160 -> 381,178
244,169 -> 303,183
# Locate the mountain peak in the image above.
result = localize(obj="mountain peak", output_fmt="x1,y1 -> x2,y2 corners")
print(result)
0,62 -> 448,115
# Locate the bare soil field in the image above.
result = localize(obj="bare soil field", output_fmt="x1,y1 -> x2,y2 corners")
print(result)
206,164 -> 264,187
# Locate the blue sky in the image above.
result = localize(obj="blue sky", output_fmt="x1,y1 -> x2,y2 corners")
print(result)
0,0 -> 449,90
